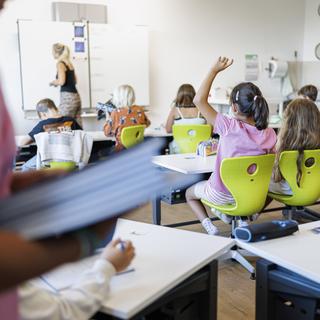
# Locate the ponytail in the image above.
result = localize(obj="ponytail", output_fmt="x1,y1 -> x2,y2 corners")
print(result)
252,95 -> 269,130
230,82 -> 269,130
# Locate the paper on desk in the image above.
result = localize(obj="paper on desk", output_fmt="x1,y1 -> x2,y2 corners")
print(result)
0,139 -> 197,239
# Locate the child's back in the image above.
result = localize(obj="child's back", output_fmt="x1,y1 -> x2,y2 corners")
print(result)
103,85 -> 150,151
270,98 -> 320,195
165,84 -> 205,134
186,57 -> 277,235
210,112 -> 276,197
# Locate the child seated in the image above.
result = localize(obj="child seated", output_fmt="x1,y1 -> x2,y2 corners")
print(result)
103,85 -> 150,151
165,84 -> 206,153
21,99 -> 82,171
269,98 -> 320,196
186,57 -> 277,235
298,85 -> 318,102
19,238 -> 135,320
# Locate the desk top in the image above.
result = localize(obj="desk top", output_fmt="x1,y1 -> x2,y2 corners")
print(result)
42,219 -> 234,319
144,126 -> 172,138
153,153 -> 215,174
15,128 -> 170,146
237,221 -> 320,283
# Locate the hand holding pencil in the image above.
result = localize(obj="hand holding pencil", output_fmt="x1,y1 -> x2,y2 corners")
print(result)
101,238 -> 135,272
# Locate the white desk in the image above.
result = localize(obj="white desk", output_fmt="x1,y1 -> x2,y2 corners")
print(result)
40,219 -> 234,319
16,128 -> 170,147
241,221 -> 320,320
144,126 -> 172,138
152,153 -> 215,225
237,221 -> 320,283
153,153 -> 215,174
15,132 -> 115,146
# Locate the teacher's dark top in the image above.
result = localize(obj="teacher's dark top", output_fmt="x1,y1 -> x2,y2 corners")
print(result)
60,62 -> 77,93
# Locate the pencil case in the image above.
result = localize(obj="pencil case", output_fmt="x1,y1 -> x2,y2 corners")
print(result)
196,139 -> 218,157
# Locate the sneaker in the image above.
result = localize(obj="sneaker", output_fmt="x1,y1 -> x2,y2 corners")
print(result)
238,220 -> 249,228
250,213 -> 260,221
201,218 -> 219,235
212,209 -> 232,224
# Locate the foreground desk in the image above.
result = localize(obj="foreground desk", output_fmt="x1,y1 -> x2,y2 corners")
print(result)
40,219 -> 234,320
152,154 -> 215,225
237,221 -> 320,320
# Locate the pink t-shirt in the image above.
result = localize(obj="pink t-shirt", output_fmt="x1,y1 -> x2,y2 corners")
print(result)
0,87 -> 18,319
207,113 -> 277,196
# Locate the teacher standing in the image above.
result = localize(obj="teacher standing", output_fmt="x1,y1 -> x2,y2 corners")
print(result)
50,43 -> 82,125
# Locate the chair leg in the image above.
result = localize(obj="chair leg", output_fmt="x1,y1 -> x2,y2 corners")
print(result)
224,217 -> 256,279
219,249 -> 256,279
303,208 -> 320,220
230,250 -> 256,278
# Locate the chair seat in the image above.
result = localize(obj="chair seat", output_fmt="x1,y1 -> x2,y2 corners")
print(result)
201,199 -> 236,212
268,192 -> 318,207
201,199 -> 259,217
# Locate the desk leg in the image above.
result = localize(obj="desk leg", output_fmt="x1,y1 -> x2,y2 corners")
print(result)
199,260 -> 218,320
256,259 -> 276,320
152,195 -> 161,225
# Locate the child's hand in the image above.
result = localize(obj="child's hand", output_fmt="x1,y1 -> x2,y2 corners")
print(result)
211,56 -> 233,74
101,238 -> 135,272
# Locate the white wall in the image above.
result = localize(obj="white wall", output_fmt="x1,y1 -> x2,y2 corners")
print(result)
0,0 -> 307,134
302,0 -> 320,89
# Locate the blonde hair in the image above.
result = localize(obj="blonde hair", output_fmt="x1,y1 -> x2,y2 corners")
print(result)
274,98 -> 320,185
53,43 -> 72,66
112,85 -> 135,108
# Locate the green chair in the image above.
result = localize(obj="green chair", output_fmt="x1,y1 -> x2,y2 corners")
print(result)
201,154 -> 275,278
268,150 -> 320,221
172,124 -> 212,153
120,125 -> 145,149
49,160 -> 77,171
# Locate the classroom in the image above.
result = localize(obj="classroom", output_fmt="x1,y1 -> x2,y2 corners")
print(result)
0,0 -> 320,319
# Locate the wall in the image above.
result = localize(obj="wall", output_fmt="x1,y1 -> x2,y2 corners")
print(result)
0,0 -> 306,134
302,0 -> 320,89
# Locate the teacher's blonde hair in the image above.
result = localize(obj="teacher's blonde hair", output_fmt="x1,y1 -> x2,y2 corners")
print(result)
52,43 -> 72,65
112,85 -> 136,108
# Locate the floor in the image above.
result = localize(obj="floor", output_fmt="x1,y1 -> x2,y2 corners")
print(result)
123,200 -> 320,320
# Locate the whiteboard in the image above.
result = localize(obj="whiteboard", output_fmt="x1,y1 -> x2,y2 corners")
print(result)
18,20 -> 90,111
89,24 -> 149,107
18,21 -> 149,112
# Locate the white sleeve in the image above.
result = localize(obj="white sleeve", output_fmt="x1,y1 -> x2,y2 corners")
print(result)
19,259 -> 116,320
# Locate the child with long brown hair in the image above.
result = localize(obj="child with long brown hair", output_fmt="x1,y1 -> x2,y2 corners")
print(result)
269,98 -> 320,195
165,84 -> 206,133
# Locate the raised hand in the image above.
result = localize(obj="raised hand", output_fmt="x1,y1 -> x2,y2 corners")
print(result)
211,56 -> 233,73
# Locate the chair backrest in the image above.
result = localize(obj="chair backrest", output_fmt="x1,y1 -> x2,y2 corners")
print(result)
49,160 -> 77,171
35,131 -> 93,169
220,154 -> 275,216
120,125 -> 145,149
172,124 -> 212,153
276,150 -> 320,206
